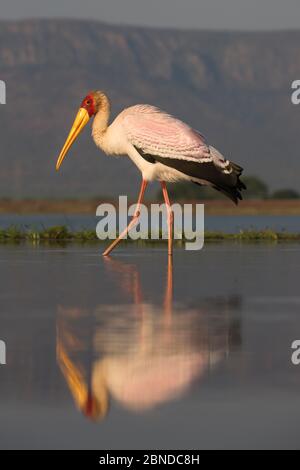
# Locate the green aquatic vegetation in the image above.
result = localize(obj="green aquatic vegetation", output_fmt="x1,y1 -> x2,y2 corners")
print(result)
0,225 -> 300,244
40,226 -> 72,240
73,229 -> 98,241
235,229 -> 279,241
0,226 -> 25,240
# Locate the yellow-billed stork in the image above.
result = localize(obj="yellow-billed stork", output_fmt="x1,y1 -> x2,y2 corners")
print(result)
56,91 -> 246,255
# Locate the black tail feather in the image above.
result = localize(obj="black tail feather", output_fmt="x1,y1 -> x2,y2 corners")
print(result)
134,146 -> 246,204
210,160 -> 246,204
194,180 -> 243,205
206,161 -> 246,205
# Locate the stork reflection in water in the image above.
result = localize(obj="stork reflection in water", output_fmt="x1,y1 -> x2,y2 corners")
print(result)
56,258 -> 241,421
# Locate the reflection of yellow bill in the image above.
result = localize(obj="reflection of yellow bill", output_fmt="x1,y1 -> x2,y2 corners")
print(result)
57,335 -> 107,420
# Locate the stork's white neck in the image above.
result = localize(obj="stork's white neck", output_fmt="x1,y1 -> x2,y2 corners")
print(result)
91,93 -> 127,156
91,93 -> 111,151
92,95 -> 110,130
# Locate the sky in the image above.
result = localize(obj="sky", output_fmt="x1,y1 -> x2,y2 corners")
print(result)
1,0 -> 300,30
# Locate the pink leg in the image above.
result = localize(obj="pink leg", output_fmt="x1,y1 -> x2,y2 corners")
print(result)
103,179 -> 148,256
161,182 -> 174,257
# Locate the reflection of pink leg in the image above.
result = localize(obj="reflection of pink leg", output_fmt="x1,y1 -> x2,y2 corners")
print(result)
161,181 -> 174,257
164,255 -> 173,325
103,179 -> 148,256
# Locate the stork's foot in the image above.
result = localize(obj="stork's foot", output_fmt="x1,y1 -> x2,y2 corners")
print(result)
102,213 -> 140,256
102,179 -> 148,256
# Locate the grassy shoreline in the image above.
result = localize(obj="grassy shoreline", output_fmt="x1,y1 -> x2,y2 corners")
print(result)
1,225 -> 300,244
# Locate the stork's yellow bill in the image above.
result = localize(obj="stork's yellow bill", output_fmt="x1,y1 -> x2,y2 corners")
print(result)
56,107 -> 90,171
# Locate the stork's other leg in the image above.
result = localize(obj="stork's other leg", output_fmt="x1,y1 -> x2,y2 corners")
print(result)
161,181 -> 174,257
103,179 -> 148,256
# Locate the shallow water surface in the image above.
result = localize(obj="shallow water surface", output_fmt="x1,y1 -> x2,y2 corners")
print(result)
0,244 -> 300,449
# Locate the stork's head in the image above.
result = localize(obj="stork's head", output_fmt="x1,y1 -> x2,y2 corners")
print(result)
80,91 -> 103,118
55,90 -> 107,171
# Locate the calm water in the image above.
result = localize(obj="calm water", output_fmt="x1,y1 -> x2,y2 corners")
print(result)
1,244 -> 300,449
1,213 -> 300,233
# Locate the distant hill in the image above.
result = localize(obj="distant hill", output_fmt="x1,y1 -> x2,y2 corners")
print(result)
0,19 -> 300,199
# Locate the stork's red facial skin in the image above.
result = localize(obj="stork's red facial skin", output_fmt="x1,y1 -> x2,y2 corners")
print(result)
80,94 -> 96,117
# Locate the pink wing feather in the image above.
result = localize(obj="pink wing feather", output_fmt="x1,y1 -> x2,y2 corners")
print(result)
122,105 -> 212,162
